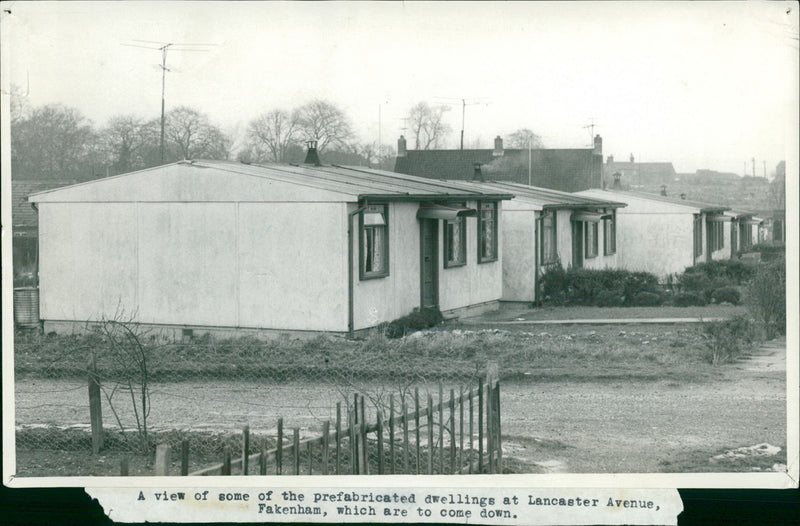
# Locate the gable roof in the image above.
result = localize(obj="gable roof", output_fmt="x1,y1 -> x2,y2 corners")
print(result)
29,160 -> 515,204
395,148 -> 601,192
12,179 -> 78,232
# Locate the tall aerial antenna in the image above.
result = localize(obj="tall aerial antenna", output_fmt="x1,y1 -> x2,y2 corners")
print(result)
435,97 -> 490,149
583,118 -> 597,146
122,40 -> 215,162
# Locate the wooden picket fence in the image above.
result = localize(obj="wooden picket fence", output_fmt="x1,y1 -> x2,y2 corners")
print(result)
145,366 -> 502,476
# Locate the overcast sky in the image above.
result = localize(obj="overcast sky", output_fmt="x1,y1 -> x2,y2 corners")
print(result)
2,1 -> 798,175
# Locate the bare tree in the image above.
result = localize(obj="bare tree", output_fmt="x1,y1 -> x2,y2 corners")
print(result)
297,99 -> 354,152
100,115 -> 154,175
9,83 -> 30,123
162,106 -> 231,161
245,109 -> 301,162
11,103 -> 99,179
506,128 -> 545,149
408,102 -> 451,150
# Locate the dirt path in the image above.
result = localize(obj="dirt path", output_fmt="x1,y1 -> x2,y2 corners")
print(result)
14,340 -> 786,473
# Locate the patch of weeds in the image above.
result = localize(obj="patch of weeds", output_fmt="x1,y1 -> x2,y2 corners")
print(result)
700,314 -> 756,365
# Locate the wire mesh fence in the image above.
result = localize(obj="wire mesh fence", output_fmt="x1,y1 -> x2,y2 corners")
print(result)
14,320 -> 497,475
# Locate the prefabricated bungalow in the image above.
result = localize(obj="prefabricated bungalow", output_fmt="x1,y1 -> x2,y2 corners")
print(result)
438,180 -> 626,303
575,189 -> 730,279
726,209 -> 762,257
28,153 -> 514,336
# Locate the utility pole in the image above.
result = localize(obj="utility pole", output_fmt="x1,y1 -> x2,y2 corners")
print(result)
122,40 -> 214,163
763,160 -> 766,178
752,157 -> 756,178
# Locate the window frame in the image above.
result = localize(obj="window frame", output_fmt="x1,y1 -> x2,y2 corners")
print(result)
359,204 -> 390,280
443,202 -> 468,269
603,209 -> 616,256
585,220 -> 599,258
693,215 -> 703,258
540,210 -> 558,266
477,201 -> 499,264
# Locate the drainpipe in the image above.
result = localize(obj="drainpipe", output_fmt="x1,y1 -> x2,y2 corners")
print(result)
347,203 -> 367,336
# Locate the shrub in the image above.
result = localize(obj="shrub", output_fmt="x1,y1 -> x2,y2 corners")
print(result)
682,260 -> 755,285
711,286 -> 741,305
384,308 -> 444,339
746,258 -> 786,338
673,292 -> 707,307
630,291 -> 664,307
678,272 -> 712,293
748,242 -> 785,262
594,289 -> 625,307
539,267 -> 661,307
700,314 -> 756,365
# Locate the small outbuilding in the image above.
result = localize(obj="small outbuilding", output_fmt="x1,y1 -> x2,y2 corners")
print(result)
442,180 -> 626,303
29,153 -> 513,336
575,189 -> 731,278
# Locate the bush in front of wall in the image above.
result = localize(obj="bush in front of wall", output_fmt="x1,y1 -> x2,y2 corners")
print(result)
746,258 -> 786,338
630,291 -> 664,307
672,292 -> 707,307
710,286 -> 741,305
682,260 -> 756,286
700,314 -> 756,365
539,267 -> 661,307
384,308 -> 444,339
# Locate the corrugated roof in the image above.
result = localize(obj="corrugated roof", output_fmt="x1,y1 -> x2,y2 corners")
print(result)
394,148 -> 602,192
450,181 -> 626,209
29,160 -> 515,203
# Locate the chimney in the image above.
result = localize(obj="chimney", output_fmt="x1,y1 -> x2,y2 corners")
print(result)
660,185 -> 667,196
612,172 -> 622,190
607,154 -> 614,164
593,134 -> 602,155
493,136 -> 504,157
304,140 -> 321,166
397,135 -> 407,157
473,162 -> 485,182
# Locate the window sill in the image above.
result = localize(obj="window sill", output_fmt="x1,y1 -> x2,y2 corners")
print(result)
478,257 -> 498,265
359,272 -> 390,281
444,261 -> 467,269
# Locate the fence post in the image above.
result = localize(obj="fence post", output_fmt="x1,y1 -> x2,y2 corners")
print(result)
359,395 -> 368,475
495,380 -> 503,474
180,439 -> 189,476
402,396 -> 409,474
459,387 -> 464,473
155,444 -> 171,476
88,354 -> 103,454
259,450 -> 267,475
293,428 -> 300,476
120,456 -> 129,476
389,395 -> 395,474
414,388 -> 421,473
468,388 -> 474,474
427,394 -> 434,474
449,389 -> 456,474
438,382 -> 444,473
222,447 -> 231,476
376,411 -> 384,474
335,403 -> 342,475
322,420 -> 330,476
348,407 -> 357,474
276,417 -> 283,475
242,425 -> 250,475
478,377 -> 484,473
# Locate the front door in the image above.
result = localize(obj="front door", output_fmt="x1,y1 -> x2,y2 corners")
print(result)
420,219 -> 439,308
571,221 -> 584,268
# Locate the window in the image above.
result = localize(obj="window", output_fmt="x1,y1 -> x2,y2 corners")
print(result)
707,217 -> 724,252
360,204 -> 389,279
603,210 -> 616,255
477,201 -> 498,263
693,215 -> 703,258
740,222 -> 753,251
444,204 -> 467,268
585,221 -> 599,258
540,210 -> 558,264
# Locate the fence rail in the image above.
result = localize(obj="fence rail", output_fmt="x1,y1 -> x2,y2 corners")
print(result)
144,366 -> 501,476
